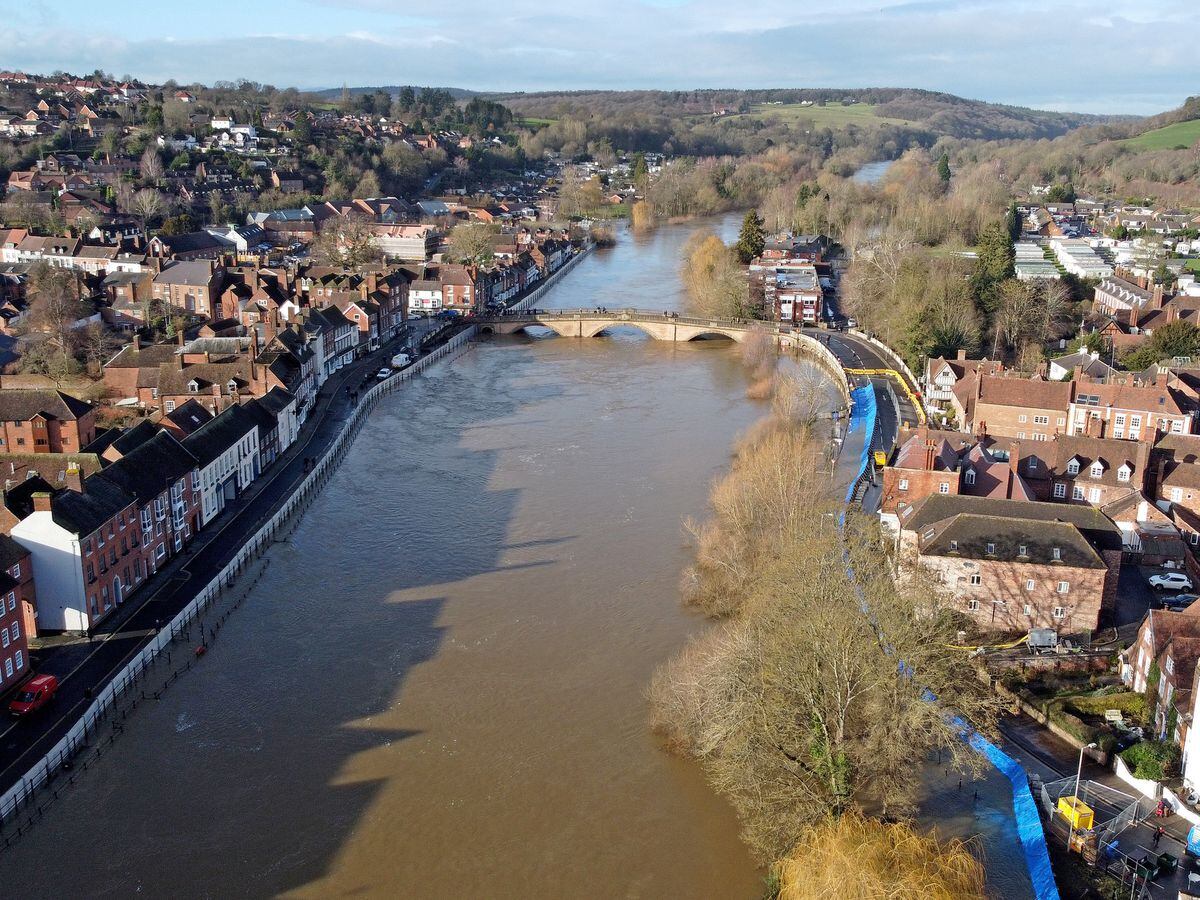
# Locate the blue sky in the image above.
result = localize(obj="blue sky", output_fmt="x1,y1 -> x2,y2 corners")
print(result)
3,0 -> 1197,115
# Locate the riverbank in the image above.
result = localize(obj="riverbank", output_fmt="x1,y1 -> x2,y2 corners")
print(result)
0,325 -> 476,838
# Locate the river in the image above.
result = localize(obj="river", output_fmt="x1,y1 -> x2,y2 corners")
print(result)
1,213 -> 1030,898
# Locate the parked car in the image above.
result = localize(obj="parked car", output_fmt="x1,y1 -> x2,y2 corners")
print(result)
1166,593 -> 1200,611
9,673 -> 58,716
845,317 -> 858,329
390,352 -> 412,369
1150,572 -> 1194,591
375,368 -> 393,380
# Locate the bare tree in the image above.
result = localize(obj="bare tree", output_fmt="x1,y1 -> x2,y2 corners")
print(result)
310,213 -> 382,269
139,146 -> 164,184
448,222 -> 498,266
130,188 -> 168,227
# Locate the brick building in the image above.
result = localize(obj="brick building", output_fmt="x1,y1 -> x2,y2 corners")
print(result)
952,374 -> 1071,440
0,389 -> 97,453
0,534 -> 33,690
899,494 -> 1123,633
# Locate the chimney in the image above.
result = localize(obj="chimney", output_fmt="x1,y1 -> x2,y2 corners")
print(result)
177,329 -> 185,347
63,463 -> 82,493
1152,284 -> 1165,311
956,348 -> 967,361
1008,442 -> 1020,498
924,439 -> 936,471
32,491 -> 52,512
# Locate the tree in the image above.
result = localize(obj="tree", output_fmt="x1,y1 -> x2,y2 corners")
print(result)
129,188 -> 168,227
776,813 -> 985,900
72,323 -> 121,375
448,222 -> 498,266
936,152 -> 952,184
1005,201 -> 1021,241
139,146 -> 164,184
1123,320 -> 1200,370
310,213 -> 381,268
681,233 -> 749,318
159,213 -> 196,236
1045,182 -> 1076,203
24,263 -> 90,352
734,210 -> 766,264
631,152 -> 649,184
291,114 -> 312,146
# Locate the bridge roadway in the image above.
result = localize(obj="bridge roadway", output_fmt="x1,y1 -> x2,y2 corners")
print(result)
474,308 -> 915,454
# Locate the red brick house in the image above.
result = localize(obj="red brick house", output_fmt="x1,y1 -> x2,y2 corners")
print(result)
0,534 -> 34,690
0,390 -> 97,453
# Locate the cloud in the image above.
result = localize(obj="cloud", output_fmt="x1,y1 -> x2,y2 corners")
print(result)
4,0 -> 1199,114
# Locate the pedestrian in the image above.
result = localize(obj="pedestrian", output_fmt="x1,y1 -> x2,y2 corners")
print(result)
1154,825 -> 1164,847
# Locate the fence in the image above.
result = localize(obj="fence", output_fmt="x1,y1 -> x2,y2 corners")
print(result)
0,326 -> 477,843
508,243 -> 593,313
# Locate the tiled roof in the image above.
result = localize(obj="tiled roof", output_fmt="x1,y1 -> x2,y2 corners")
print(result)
0,389 -> 93,422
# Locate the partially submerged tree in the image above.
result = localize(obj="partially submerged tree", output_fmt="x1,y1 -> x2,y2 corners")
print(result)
681,232 -> 749,318
776,813 -> 985,900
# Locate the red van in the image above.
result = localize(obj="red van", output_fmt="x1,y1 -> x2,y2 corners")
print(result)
9,673 -> 58,716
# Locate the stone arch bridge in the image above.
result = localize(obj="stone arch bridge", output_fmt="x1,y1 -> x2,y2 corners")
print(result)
476,308 -> 793,345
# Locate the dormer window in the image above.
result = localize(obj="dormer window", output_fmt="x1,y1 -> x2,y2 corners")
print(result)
949,540 -> 958,551
227,379 -> 238,394
1052,547 -> 1061,561
1019,544 -> 1028,557
1090,462 -> 1104,478
187,380 -> 199,393
1117,464 -> 1131,483
986,542 -> 996,555
964,470 -> 976,486
1066,459 -> 1080,476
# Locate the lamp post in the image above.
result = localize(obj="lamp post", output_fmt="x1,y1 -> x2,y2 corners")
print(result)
1067,741 -> 1098,852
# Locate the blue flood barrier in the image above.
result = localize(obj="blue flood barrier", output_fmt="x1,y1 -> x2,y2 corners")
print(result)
838,381 -> 1059,900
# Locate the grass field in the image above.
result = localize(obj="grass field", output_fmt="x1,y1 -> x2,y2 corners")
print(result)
1123,118 -> 1200,151
724,102 -> 906,128
1186,258 -> 1200,274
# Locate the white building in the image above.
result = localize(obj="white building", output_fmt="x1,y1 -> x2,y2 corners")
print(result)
181,405 -> 260,527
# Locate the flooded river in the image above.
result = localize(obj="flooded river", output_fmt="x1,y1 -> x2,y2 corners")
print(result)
3,215 -> 769,897
2,213 -> 1030,898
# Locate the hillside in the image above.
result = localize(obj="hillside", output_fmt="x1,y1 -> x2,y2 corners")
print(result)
487,88 -> 1121,142
314,85 -> 478,100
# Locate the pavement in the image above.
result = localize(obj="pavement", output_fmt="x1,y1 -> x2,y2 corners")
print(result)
0,319 -> 448,799
1001,713 -> 1197,897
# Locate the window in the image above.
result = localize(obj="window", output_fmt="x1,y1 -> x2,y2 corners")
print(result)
1167,657 -> 1175,676
970,574 -> 982,585
1054,483 -> 1067,499
1118,466 -> 1131,483
10,621 -> 17,641
986,543 -> 995,555
14,650 -> 22,671
155,543 -> 166,560
86,563 -> 95,581
1191,532 -> 1199,547
10,563 -> 18,579
3,658 -> 11,679
1053,607 -> 1066,620
1052,547 -> 1061,560
1018,414 -> 1027,423
6,593 -> 13,611
1027,458 -> 1039,472
1090,463 -> 1104,478
1026,579 -> 1035,590
1057,417 -> 1066,427
1023,603 -> 1033,616
1072,485 -> 1085,500
164,400 -> 176,412
967,599 -> 979,611
949,540 -> 958,550
1057,581 -> 1070,594
1067,460 -> 1080,475
964,470 -> 976,486
1172,488 -> 1184,503
1089,488 -> 1101,503
1034,415 -> 1049,425
1,627 -> 7,648
938,482 -> 950,494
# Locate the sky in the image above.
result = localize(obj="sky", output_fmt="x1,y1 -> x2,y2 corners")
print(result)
3,0 -> 1197,115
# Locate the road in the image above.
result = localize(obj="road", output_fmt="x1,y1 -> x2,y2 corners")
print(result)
822,330 -> 917,455
0,321 -> 446,801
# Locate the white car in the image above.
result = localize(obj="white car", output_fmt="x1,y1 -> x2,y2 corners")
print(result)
1149,572 -> 1193,591
376,368 -> 393,380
